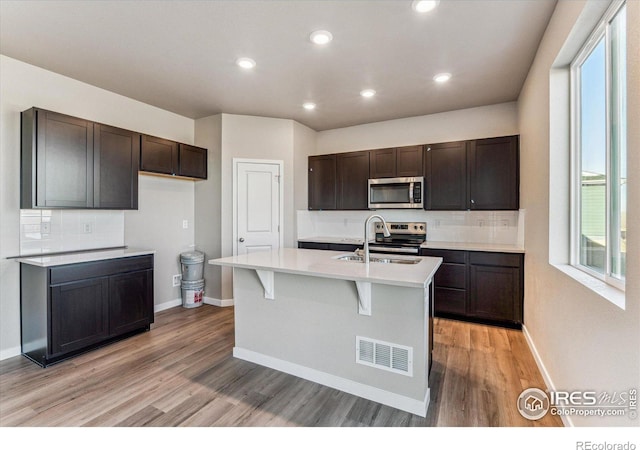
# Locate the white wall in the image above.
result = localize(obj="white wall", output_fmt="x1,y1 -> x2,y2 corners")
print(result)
518,0 -> 639,426
292,121 -> 317,240
194,115 -> 223,300
0,56 -> 195,358
218,114 -> 295,299
316,102 -> 518,154
124,175 -> 195,307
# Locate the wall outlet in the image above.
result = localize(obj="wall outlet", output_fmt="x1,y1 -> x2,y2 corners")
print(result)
40,222 -> 51,234
172,274 -> 182,287
83,223 -> 92,233
182,220 -> 188,229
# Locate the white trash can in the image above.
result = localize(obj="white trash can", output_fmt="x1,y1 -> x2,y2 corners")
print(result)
181,279 -> 204,308
180,251 -> 204,281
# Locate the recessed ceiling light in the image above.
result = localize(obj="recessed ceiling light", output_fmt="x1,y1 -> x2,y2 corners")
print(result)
412,0 -> 439,13
360,89 -> 376,98
303,102 -> 316,110
236,57 -> 256,69
433,73 -> 451,83
310,30 -> 333,45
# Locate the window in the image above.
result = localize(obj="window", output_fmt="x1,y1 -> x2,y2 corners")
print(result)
571,1 -> 626,290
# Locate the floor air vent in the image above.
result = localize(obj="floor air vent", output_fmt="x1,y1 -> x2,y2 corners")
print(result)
356,336 -> 413,377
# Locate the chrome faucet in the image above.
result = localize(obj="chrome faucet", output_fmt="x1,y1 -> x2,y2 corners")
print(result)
364,214 -> 390,264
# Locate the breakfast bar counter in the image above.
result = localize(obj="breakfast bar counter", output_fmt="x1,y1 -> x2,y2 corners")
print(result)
209,248 -> 442,416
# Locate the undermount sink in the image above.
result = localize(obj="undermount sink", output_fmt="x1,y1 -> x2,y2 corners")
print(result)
334,254 -> 421,265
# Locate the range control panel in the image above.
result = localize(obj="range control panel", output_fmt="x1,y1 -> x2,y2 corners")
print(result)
374,222 -> 426,235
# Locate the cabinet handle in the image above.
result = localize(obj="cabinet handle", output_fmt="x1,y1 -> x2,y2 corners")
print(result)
309,168 -> 313,172
427,147 -> 431,152
471,199 -> 475,204
239,237 -> 245,242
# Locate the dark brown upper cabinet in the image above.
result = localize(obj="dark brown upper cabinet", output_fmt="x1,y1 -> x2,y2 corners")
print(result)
140,136 -> 207,180
94,124 -> 140,209
140,135 -> 179,175
178,144 -> 207,179
369,148 -> 396,178
424,141 -> 467,210
424,135 -> 519,211
337,151 -> 370,210
468,136 -> 519,210
369,145 -> 423,178
308,154 -> 337,210
21,107 -> 138,210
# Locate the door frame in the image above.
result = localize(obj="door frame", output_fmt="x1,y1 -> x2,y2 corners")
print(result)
232,158 -> 284,256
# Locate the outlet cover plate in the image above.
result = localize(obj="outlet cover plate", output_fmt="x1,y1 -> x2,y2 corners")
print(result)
172,274 -> 182,287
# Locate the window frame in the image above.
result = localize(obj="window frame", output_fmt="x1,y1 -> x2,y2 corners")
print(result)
570,0 -> 626,292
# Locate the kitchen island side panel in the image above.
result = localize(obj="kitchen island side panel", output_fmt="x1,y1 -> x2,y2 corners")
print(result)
232,268 -> 428,401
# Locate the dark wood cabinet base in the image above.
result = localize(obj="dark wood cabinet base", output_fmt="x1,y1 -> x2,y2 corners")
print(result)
20,255 -> 154,368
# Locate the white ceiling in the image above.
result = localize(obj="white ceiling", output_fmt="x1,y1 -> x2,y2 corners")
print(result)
0,0 -> 557,131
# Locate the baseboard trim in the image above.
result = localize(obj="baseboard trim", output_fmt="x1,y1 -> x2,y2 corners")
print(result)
522,324 -> 573,427
0,346 -> 21,361
233,346 -> 429,417
204,297 -> 234,307
154,298 -> 182,313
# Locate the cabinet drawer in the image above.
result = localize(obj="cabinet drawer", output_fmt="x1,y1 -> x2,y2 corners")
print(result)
298,242 -> 330,250
420,249 -> 466,264
468,252 -> 523,268
434,263 -> 466,289
434,288 -> 466,316
50,255 -> 154,285
328,243 -> 361,252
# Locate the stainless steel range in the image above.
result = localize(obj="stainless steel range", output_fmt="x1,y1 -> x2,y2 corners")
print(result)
368,222 -> 426,255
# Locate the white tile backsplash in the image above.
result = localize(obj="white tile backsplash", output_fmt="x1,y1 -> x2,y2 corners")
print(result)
297,209 -> 523,246
20,210 -> 125,255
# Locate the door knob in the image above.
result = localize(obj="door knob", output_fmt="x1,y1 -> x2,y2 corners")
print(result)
239,237 -> 245,242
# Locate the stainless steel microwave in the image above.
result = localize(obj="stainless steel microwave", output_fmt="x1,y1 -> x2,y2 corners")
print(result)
368,176 -> 424,209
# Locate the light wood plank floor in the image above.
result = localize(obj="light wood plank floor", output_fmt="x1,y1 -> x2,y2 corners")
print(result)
0,305 -> 562,427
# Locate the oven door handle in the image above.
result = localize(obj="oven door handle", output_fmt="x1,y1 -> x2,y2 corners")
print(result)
368,245 -> 420,254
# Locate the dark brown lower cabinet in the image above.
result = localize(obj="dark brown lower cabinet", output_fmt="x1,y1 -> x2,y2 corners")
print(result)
21,255 -> 154,367
51,278 -> 109,355
420,249 -> 523,328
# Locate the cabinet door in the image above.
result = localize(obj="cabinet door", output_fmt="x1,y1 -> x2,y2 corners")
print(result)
94,124 -> 140,209
469,265 -> 522,323
369,148 -> 396,178
36,109 -> 94,208
308,155 -> 336,210
140,135 -> 179,175
425,141 -> 467,210
468,136 -> 519,210
50,278 -> 109,355
178,144 -> 207,179
337,151 -> 370,210
109,269 -> 154,336
396,145 -> 423,177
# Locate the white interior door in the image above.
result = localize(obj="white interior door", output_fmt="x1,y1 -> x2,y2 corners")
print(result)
235,161 -> 282,255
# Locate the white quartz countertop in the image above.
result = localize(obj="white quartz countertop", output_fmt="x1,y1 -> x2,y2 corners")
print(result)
297,236 -> 365,245
298,236 -> 524,254
209,248 -> 441,289
419,241 -> 525,253
14,247 -> 156,267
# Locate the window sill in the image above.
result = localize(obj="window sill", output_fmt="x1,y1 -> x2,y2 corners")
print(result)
551,264 -> 625,310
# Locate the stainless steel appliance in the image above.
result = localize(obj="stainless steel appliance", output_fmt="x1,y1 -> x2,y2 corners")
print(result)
368,221 -> 426,255
368,176 -> 424,209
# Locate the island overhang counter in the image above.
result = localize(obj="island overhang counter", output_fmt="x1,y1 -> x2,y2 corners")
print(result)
209,248 -> 442,417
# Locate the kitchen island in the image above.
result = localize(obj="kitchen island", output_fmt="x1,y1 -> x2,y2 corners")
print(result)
209,248 -> 442,416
